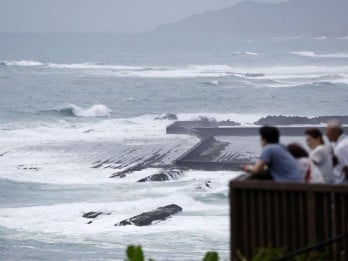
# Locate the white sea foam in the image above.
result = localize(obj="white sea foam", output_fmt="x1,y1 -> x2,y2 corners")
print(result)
307,36 -> 327,40
0,60 -> 43,67
232,51 -> 259,56
55,103 -> 112,118
273,36 -> 304,40
2,60 -> 348,87
291,51 -> 348,58
206,80 -> 220,86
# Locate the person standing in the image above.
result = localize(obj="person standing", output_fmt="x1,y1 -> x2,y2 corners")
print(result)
326,119 -> 348,184
305,128 -> 334,183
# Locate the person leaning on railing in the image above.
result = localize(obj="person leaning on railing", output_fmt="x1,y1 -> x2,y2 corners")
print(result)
326,119 -> 348,184
241,126 -> 302,182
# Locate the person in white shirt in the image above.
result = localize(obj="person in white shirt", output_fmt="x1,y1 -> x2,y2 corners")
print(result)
305,128 -> 334,183
326,119 -> 348,184
287,143 -> 324,183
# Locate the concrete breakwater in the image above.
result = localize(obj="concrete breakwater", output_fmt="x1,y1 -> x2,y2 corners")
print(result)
167,119 -> 348,171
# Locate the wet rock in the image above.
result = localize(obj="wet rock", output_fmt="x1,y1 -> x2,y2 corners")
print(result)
137,169 -> 184,182
218,119 -> 240,126
196,180 -> 213,191
205,180 -> 212,188
115,204 -> 183,226
0,151 -> 8,157
254,115 -> 348,125
83,211 -> 110,219
154,113 -> 178,121
17,165 -> 39,171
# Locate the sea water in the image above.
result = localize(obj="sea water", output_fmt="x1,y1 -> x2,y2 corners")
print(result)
0,33 -> 348,260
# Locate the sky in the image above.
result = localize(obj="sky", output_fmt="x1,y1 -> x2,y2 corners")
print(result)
0,0 -> 284,33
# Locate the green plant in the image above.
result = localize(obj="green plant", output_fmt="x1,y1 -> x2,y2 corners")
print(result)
124,245 -> 218,261
251,248 -> 284,261
125,245 -> 154,261
203,251 -> 219,261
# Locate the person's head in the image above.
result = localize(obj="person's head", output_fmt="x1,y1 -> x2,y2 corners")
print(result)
326,119 -> 343,142
305,128 -> 324,149
259,126 -> 279,146
287,143 -> 309,159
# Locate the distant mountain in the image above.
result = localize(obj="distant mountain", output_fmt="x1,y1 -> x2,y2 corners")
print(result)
155,0 -> 348,38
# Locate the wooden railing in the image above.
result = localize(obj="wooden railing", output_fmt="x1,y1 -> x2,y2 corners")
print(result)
229,176 -> 348,260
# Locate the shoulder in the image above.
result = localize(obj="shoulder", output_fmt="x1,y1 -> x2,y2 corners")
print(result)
336,137 -> 348,152
262,144 -> 282,153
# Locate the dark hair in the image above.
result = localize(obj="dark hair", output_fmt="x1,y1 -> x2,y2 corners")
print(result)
287,143 -> 309,158
305,128 -> 324,144
259,126 -> 279,143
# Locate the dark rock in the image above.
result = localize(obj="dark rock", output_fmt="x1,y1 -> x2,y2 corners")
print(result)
205,181 -> 212,188
254,115 -> 348,125
115,204 -> 183,226
87,221 -> 93,224
83,211 -> 110,219
0,151 -> 8,157
137,169 -> 184,182
218,119 -> 240,126
197,116 -> 217,124
154,113 -> 178,121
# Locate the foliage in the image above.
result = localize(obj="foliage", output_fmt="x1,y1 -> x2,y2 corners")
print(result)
203,251 -> 219,261
125,245 -> 154,261
125,245 -> 218,261
251,248 -> 284,261
124,245 -> 327,261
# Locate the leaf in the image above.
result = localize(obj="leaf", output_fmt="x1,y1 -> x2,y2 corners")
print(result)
203,251 -> 219,261
236,250 -> 248,261
125,245 -> 145,261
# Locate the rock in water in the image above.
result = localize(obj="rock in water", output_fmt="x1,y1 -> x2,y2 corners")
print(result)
137,169 -> 184,182
154,113 -> 178,121
115,204 -> 183,226
83,211 -> 110,219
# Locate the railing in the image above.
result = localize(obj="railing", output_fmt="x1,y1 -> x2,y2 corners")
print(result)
229,176 -> 348,260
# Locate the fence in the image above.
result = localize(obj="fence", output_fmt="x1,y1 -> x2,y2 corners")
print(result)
230,175 -> 348,260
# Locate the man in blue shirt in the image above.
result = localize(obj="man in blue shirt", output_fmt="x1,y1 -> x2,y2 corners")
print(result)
242,126 -> 302,182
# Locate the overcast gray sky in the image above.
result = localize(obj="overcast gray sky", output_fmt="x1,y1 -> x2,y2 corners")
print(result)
0,0 -> 283,33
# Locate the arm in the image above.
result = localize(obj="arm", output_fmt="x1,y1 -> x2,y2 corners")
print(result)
242,160 -> 266,174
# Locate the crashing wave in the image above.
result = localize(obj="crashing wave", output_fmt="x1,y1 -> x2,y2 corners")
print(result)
232,51 -> 259,56
204,80 -> 220,86
291,51 -> 348,58
53,104 -> 112,118
0,60 -> 43,67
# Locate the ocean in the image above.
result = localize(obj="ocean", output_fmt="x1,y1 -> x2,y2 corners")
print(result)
0,33 -> 348,260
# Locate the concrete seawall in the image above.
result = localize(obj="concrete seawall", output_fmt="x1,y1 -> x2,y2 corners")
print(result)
168,120 -> 348,171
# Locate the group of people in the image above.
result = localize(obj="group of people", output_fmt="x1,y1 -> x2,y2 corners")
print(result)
242,119 -> 348,184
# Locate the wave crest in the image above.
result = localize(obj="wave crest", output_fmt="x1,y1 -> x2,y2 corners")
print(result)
54,104 -> 112,118
0,60 -> 43,67
291,51 -> 348,58
232,51 -> 259,56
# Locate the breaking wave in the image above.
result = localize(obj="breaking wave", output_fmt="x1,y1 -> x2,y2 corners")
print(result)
291,51 -> 348,58
232,51 -> 259,56
0,60 -> 43,67
2,60 -> 348,86
51,104 -> 112,118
